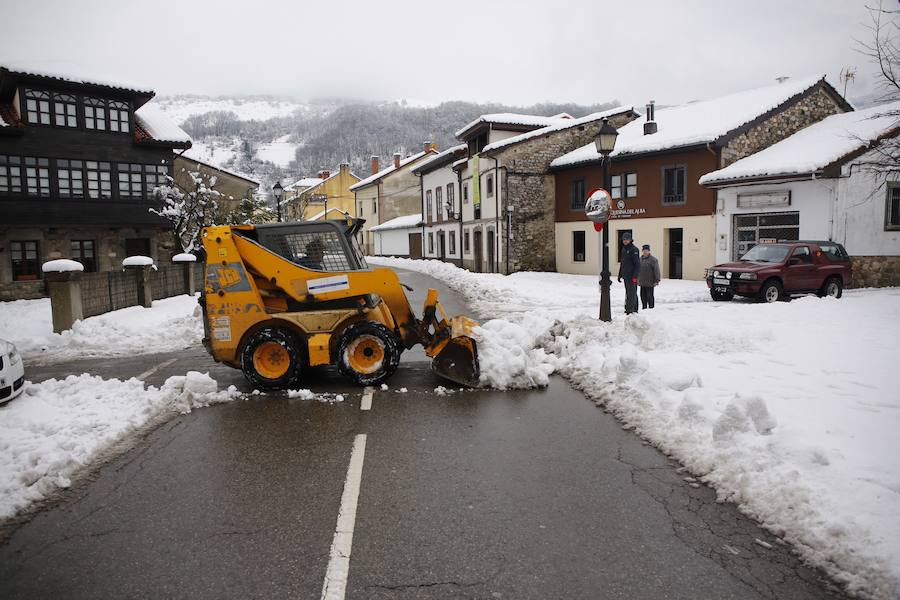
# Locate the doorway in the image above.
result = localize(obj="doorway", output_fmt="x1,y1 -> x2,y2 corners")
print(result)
666,228 -> 683,279
473,230 -> 483,273
408,233 -> 422,259
487,230 -> 495,273
438,231 -> 446,260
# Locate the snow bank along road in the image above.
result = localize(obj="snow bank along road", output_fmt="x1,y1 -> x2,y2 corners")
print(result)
369,258 -> 900,600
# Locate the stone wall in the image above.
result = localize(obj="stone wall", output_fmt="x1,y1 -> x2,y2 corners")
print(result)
496,112 -> 636,272
849,255 -> 900,288
721,85 -> 847,166
0,280 -> 45,301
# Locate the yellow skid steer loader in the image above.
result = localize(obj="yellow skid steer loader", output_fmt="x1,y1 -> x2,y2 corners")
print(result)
198,218 -> 480,389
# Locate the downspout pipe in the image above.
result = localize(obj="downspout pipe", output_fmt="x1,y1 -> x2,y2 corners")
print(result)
419,173 -> 425,259
458,167 -> 464,268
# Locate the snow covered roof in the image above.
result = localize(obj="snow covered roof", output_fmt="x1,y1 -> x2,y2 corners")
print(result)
286,177 -> 325,191
700,102 -> 900,186
178,150 -> 260,186
369,213 -> 422,232
0,62 -> 155,96
410,144 -> 468,175
552,76 -> 845,168
482,106 -> 635,154
455,113 -> 572,139
307,207 -> 351,221
134,103 -> 192,146
349,150 -> 433,191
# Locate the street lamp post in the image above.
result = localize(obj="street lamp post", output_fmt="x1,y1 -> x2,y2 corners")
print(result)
593,118 -> 619,322
273,181 -> 284,222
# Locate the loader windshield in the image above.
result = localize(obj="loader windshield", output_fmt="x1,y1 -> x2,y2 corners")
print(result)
248,221 -> 368,272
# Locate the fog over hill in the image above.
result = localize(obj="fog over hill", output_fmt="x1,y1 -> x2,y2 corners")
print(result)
157,96 -> 620,192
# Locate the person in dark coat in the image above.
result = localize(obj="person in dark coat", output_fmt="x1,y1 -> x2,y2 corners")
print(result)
638,244 -> 661,309
617,232 -> 641,314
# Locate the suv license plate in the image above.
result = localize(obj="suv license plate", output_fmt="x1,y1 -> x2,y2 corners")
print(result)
713,278 -> 729,285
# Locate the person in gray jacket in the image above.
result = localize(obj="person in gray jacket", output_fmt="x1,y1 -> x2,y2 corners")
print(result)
638,244 -> 661,309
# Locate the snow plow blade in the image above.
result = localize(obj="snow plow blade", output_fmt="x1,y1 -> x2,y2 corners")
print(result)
430,317 -> 480,387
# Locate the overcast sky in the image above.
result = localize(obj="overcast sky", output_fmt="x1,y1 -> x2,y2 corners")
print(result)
0,0 -> 885,107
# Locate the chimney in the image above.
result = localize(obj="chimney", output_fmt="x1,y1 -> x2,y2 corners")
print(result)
643,100 -> 658,136
393,152 -> 401,169
371,155 -> 380,175
318,169 -> 331,180
339,162 -> 349,173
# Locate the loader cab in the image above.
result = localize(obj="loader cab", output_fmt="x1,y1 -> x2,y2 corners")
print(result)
235,219 -> 369,272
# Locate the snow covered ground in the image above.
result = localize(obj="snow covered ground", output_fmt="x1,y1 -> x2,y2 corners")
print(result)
369,256 -> 900,600
255,135 -> 299,167
0,372 -> 242,520
0,295 -> 202,363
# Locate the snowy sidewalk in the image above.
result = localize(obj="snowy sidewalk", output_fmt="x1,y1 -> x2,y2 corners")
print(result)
0,294 -> 202,363
371,256 -> 900,600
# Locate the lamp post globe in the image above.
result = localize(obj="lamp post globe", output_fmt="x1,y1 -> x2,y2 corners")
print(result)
272,181 -> 284,222
592,117 -> 618,322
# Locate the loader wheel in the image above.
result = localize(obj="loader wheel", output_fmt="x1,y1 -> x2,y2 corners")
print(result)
337,322 -> 401,386
241,327 -> 303,390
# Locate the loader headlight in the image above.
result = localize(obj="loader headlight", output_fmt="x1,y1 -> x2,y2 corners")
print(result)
738,272 -> 757,280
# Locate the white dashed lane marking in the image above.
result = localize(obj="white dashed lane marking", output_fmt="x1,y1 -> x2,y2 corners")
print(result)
360,387 -> 373,411
320,434 -> 368,600
135,358 -> 178,382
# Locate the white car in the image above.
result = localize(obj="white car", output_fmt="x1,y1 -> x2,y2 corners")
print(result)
0,339 -> 25,404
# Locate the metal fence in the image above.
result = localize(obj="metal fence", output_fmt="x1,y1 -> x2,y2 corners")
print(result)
78,263 -> 203,319
80,270 -> 141,318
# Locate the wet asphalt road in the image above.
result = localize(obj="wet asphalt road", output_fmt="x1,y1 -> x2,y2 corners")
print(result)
0,270 -> 847,599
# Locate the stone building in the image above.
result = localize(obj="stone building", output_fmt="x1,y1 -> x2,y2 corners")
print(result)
282,163 -> 360,222
174,152 -> 259,217
700,101 -> 900,287
0,64 -> 191,300
448,108 -> 638,273
351,144 -> 438,255
551,76 -> 852,280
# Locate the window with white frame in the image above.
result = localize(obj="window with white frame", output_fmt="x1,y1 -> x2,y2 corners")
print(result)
85,161 -> 112,199
450,231 -> 456,254
446,183 -> 455,217
887,183 -> 900,230
435,186 -> 443,219
144,164 -> 168,196
428,232 -> 434,253
464,230 -> 470,253
426,189 -> 433,221
463,182 -> 469,204
24,157 -> 50,197
84,97 -> 107,130
611,173 -> 637,199
25,90 -> 51,125
0,155 -> 23,195
486,173 -> 494,197
118,163 -> 144,198
57,159 -> 85,198
109,100 -> 130,133
53,93 -> 78,127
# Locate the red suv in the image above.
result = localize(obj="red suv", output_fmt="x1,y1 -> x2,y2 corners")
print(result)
706,241 -> 852,303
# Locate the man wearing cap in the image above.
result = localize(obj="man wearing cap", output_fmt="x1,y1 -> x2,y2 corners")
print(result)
617,232 -> 641,314
639,244 -> 661,309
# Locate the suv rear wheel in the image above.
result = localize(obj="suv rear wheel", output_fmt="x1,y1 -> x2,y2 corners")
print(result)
759,279 -> 783,303
818,276 -> 843,299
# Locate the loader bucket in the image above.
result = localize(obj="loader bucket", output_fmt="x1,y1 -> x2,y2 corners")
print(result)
430,316 -> 480,387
